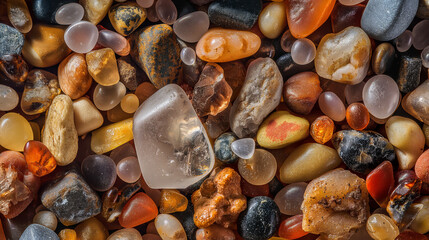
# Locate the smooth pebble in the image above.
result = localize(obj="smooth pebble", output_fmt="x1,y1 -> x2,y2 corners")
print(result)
55,3 -> 84,25
231,138 -> 255,159
64,21 -> 98,53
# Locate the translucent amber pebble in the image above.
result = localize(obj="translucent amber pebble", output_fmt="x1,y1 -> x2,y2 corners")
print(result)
64,21 -> 99,54
91,118 -> 133,154
0,54 -> 29,84
119,192 -> 158,228
238,149 -> 277,186
23,141 -> 56,177
6,0 -> 32,33
155,214 -> 187,240
366,214 -> 399,240
310,116 -> 334,144
318,92 -> 346,122
107,228 -> 142,240
196,28 -> 261,62
366,161 -> 395,208
196,224 -> 235,240
93,82 -> 127,111
258,2 -> 287,39
0,113 -> 33,151
285,0 -> 336,38
102,182 -> 141,223
386,179 -> 422,226
75,218 -> 109,240
59,229 -> 77,240
86,48 -> 120,86
120,94 -> 139,114
278,215 -> 308,240
159,190 -> 188,214
116,156 -> 141,183
346,103 -> 370,130
98,29 -> 130,56
58,53 -> 93,99
0,84 -> 19,111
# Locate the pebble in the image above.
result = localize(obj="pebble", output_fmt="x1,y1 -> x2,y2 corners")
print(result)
230,58 -> 283,138
363,74 -> 400,119
118,56 -> 146,91
86,48 -> 120,86
411,196 -> 429,234
64,21 -> 98,53
417,0 -> 429,18
238,196 -> 280,240
59,229 -> 77,240
41,172 -> 101,226
155,214 -> 187,240
109,2 -> 146,36
159,190 -> 188,214
274,182 -> 307,215
318,91 -> 346,122
58,53 -> 93,99
346,103 -> 370,130
90,118 -> 133,154
397,53 -> 422,93
21,70 -> 61,115
73,97 -> 103,136
0,113 -> 33,151
119,192 -> 158,228
0,23 -> 24,56
0,84 -> 19,111
101,182 -> 141,223
22,24 -> 71,68
220,61 -> 246,101
276,52 -> 315,79
180,47 -> 196,65
155,0 -> 178,25
42,94 -> 78,166
214,132 -> 238,164
403,80 -> 429,125
366,161 -> 395,207
80,0 -> 113,25
231,138 -> 255,160
116,156 -> 141,183
0,54 -> 29,85
416,150 -> 429,183
173,11 -> 210,43
361,0 -> 419,41
130,24 -> 181,89
137,0 -> 154,8
256,111 -> 309,149
6,0 -> 32,33
315,26 -> 371,85
98,29 -> 130,56
279,143 -> 341,184
24,140 -> 57,177
81,155 -> 117,191
19,224 -> 59,240
310,115 -> 335,144
332,130 -> 396,173
196,224 -> 235,240
366,214 -> 400,240
107,228 -> 142,240
386,116 -> 425,170
238,149 -> 277,186
75,218 -> 108,240
331,3 -> 365,33
55,3 -> 84,25
206,106 -> 230,139
395,30 -> 413,52
291,38 -> 316,65
120,94 -> 139,114
372,43 -> 396,75
208,0 -> 261,30
32,0 -> 77,23
258,2 -> 287,39
422,46 -> 429,68
32,211 -> 57,231
196,28 -> 261,63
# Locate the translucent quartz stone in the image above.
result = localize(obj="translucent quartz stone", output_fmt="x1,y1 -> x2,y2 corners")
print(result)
238,149 -> 277,185
318,91 -> 346,122
339,0 -> 365,5
116,156 -> 141,183
346,103 -> 370,131
363,75 -> 400,119
155,214 -> 187,240
0,113 -> 33,151
137,0 -> 155,8
0,84 -> 19,111
64,21 -> 98,53
6,0 -> 32,33
98,30 -> 130,56
231,138 -> 255,159
344,81 -> 365,104
86,48 -> 120,86
55,3 -> 84,25
110,142 -> 136,163
422,46 -> 429,68
280,30 -> 296,52
412,20 -> 429,50
366,214 -> 400,240
180,47 -> 196,65
81,154 -> 117,191
173,11 -> 210,43
274,182 -> 307,215
133,84 -> 214,189
33,211 -> 57,231
93,82 -> 126,111
107,228 -> 142,240
120,94 -> 139,114
59,229 -> 77,240
395,30 -> 413,52
90,118 -> 133,155
155,0 -> 177,25
291,38 -> 316,65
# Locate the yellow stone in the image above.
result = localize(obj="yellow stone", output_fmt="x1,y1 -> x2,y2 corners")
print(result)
258,2 -> 287,39
423,124 -> 429,147
80,0 -> 113,25
366,214 -> 399,240
75,218 -> 109,240
91,118 -> 133,154
22,24 -> 71,68
59,229 -> 77,240
86,48 -> 120,86
0,113 -> 33,151
120,94 -> 139,114
256,111 -> 309,149
159,190 -> 188,214
411,196 -> 429,234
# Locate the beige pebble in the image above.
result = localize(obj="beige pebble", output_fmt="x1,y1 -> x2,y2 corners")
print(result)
73,97 -> 104,136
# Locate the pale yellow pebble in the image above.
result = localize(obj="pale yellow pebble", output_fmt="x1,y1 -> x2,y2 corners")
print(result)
91,118 -> 133,154
73,97 -> 104,136
258,2 -> 287,39
120,94 -> 139,114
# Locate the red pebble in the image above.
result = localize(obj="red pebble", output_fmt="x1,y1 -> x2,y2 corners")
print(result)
415,149 -> 429,183
119,192 -> 158,228
278,214 -> 308,239
396,229 -> 428,240
366,161 -> 395,208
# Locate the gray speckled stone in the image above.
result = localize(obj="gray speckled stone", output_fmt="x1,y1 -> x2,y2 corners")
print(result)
214,132 -> 238,164
361,0 -> 419,41
396,53 -> 422,93
19,224 -> 59,240
0,24 -> 24,56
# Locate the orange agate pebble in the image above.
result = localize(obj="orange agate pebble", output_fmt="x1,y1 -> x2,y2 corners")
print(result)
310,115 -> 335,144
23,140 -> 57,177
196,28 -> 261,62
284,0 -> 336,38
119,192 -> 158,228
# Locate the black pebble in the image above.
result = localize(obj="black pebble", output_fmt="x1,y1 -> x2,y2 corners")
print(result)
208,0 -> 262,30
32,0 -> 78,24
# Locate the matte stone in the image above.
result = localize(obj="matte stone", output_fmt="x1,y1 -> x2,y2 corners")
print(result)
41,172 -> 101,226
19,224 -> 59,240
276,53 -> 314,79
117,56 -> 146,91
208,0 -> 262,30
396,53 -> 422,93
361,0 -> 419,41
0,24 -> 24,56
32,0 -> 78,24
214,132 -> 238,164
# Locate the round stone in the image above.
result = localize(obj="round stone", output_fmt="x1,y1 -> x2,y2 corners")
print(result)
33,211 -> 58,231
0,113 -> 33,151
173,11 -> 210,43
55,3 -> 84,25
116,156 -> 142,183
231,138 -> 255,160
363,74 -> 400,119
64,21 -> 98,53
412,20 -> 429,50
81,154 -> 117,191
318,92 -> 346,122
238,149 -> 277,186
137,0 -> 154,8
395,30 -> 413,52
214,132 -> 238,164
291,38 -> 316,65
155,0 -> 177,25
93,82 -> 126,111
180,47 -> 196,65
0,84 -> 19,111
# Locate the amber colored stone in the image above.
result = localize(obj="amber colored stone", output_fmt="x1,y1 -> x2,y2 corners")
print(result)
58,53 -> 93,99
159,190 -> 188,214
90,118 -> 133,155
119,192 -> 158,228
192,167 -> 247,228
23,141 -> 57,177
279,215 -> 309,240
366,161 -> 395,208
196,28 -> 261,62
310,115 -> 334,144
331,3 -> 365,33
107,104 -> 133,123
396,230 -> 428,240
75,217 -> 109,240
241,178 -> 270,198
196,224 -> 236,240
0,54 -> 28,84
86,48 -> 120,86
192,63 -> 232,117
59,229 -> 77,240
285,0 -> 336,38
346,103 -> 370,130
135,82 -> 157,104
283,72 -> 322,115
219,61 -> 246,101
387,178 -> 422,226
102,182 -> 141,223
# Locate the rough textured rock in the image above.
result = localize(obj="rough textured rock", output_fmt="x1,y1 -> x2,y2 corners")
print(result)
19,224 -> 59,240
117,56 -> 146,91
0,23 -> 24,56
108,2 -> 146,36
396,53 -> 422,94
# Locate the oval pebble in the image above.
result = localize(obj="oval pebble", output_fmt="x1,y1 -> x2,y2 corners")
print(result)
173,11 -> 209,43
363,74 -> 400,119
64,21 -> 98,53
81,154 -> 117,191
55,3 -> 84,25
0,84 -> 19,111
231,138 -> 255,159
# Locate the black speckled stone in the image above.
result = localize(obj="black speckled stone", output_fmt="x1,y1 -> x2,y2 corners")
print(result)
0,24 -> 24,56
238,196 -> 280,240
19,224 -> 59,240
41,172 -> 101,226
276,53 -> 314,79
32,0 -> 78,24
173,200 -> 197,240
396,53 -> 422,93
387,179 -> 421,225
208,0 -> 262,30
214,132 -> 238,164
332,130 -> 395,174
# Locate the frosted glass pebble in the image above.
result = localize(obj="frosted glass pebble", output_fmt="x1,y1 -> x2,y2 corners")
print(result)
147,4 -> 159,22
55,3 -> 84,25
339,0 -> 365,5
173,11 -> 210,43
98,30 -> 130,56
395,30 -> 413,52
363,75 -> 400,119
274,182 -> 307,215
412,20 -> 429,50
117,156 -> 142,183
422,46 -> 429,68
238,149 -> 277,186
155,0 -> 177,25
33,211 -> 57,231
137,0 -> 155,8
0,84 -> 19,111
231,138 -> 255,159
180,47 -> 196,65
155,214 -> 186,240
93,82 -> 126,111
110,142 -> 137,163
291,38 -> 316,65
318,92 -> 346,122
344,81 -> 365,104
64,21 -> 98,53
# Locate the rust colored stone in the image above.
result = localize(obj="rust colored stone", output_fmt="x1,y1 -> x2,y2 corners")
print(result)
23,140 -> 57,177
284,72 -> 322,115
58,53 -> 93,99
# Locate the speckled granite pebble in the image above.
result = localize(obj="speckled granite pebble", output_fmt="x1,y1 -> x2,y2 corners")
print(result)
214,132 -> 238,164
0,24 -> 24,56
19,224 -> 59,240
396,53 -> 422,94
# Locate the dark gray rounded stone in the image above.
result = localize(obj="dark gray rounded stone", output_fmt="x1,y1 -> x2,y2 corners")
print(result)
0,24 -> 24,56
208,0 -> 262,30
214,132 -> 238,164
19,224 -> 59,240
